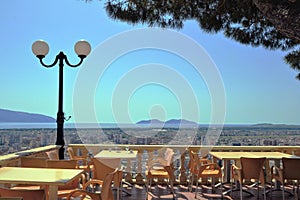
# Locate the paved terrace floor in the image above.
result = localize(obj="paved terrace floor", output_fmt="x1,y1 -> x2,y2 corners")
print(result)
118,183 -> 298,200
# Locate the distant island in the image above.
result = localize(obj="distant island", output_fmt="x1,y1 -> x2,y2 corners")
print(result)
136,119 -> 199,128
0,108 -> 55,123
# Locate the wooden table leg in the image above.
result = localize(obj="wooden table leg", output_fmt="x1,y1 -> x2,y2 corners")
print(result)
47,185 -> 58,200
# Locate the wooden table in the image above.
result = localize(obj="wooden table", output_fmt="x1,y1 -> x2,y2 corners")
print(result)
95,150 -> 138,171
0,167 -> 84,200
209,151 -> 298,183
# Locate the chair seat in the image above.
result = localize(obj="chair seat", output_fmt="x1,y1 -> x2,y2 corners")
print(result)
146,170 -> 169,178
151,166 -> 165,170
201,169 -> 220,176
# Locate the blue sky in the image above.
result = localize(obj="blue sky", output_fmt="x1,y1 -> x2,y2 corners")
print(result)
1,0 -> 300,125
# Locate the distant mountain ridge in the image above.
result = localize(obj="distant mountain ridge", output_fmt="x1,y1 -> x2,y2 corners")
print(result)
0,108 -> 55,123
136,119 -> 199,127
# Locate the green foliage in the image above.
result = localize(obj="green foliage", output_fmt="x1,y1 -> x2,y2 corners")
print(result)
285,50 -> 300,79
88,0 -> 300,79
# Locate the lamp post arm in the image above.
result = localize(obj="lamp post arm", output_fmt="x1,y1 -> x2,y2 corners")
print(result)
37,54 -> 60,68
64,55 -> 86,68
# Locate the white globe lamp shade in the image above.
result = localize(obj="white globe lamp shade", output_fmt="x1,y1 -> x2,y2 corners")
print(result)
32,40 -> 49,56
74,40 -> 91,56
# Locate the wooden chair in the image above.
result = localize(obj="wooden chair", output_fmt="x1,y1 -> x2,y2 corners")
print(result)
20,157 -> 47,168
145,148 -> 175,200
67,146 -> 94,179
148,148 -> 173,167
0,187 -> 45,200
86,158 -> 123,200
46,159 -> 85,198
45,149 -> 59,160
66,190 -> 101,200
187,150 -> 211,192
89,158 -> 120,182
271,157 -> 300,200
46,159 -> 79,169
195,158 -> 223,198
83,168 -> 119,200
187,150 -> 222,198
232,157 -> 266,200
67,147 -> 92,166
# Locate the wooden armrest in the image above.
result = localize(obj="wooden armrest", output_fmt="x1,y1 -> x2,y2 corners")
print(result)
147,163 -> 168,171
198,163 -> 221,173
271,166 -> 281,174
231,164 -> 242,181
271,166 -> 283,181
73,155 -> 89,160
147,158 -> 168,167
199,158 -> 211,165
83,179 -> 104,190
67,189 -> 101,200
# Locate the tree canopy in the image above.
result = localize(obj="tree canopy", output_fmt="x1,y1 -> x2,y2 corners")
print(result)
90,0 -> 300,79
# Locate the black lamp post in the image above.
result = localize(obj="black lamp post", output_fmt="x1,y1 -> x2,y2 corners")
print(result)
32,40 -> 91,159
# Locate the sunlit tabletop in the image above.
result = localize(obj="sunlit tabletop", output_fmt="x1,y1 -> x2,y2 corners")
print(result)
0,167 -> 84,200
95,150 -> 138,159
209,151 -> 298,160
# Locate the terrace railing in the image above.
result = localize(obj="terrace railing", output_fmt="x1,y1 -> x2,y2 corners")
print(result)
68,144 -> 300,184
1,144 -> 300,185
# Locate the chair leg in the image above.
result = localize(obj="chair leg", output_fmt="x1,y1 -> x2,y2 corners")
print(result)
189,174 -> 194,192
220,181 -> 224,199
145,178 -> 152,200
270,179 -> 273,200
257,181 -> 259,200
296,181 -> 299,200
230,180 -> 233,197
117,186 -> 120,200
195,178 -> 199,198
282,182 -> 285,200
169,179 -> 176,199
240,181 -> 243,200
212,178 -> 216,193
263,184 -> 266,200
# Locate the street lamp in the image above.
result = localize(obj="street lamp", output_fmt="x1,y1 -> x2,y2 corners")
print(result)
32,40 -> 91,159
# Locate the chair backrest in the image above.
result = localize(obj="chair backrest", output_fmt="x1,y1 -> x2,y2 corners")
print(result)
188,150 -> 200,174
45,150 -> 59,160
101,168 -> 118,200
282,157 -> 300,179
165,149 -> 174,166
67,147 -> 76,160
0,187 -> 45,200
20,157 -> 47,168
92,158 -> 121,181
240,157 -> 266,180
66,190 -> 101,200
46,159 -> 78,169
164,148 -> 173,158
